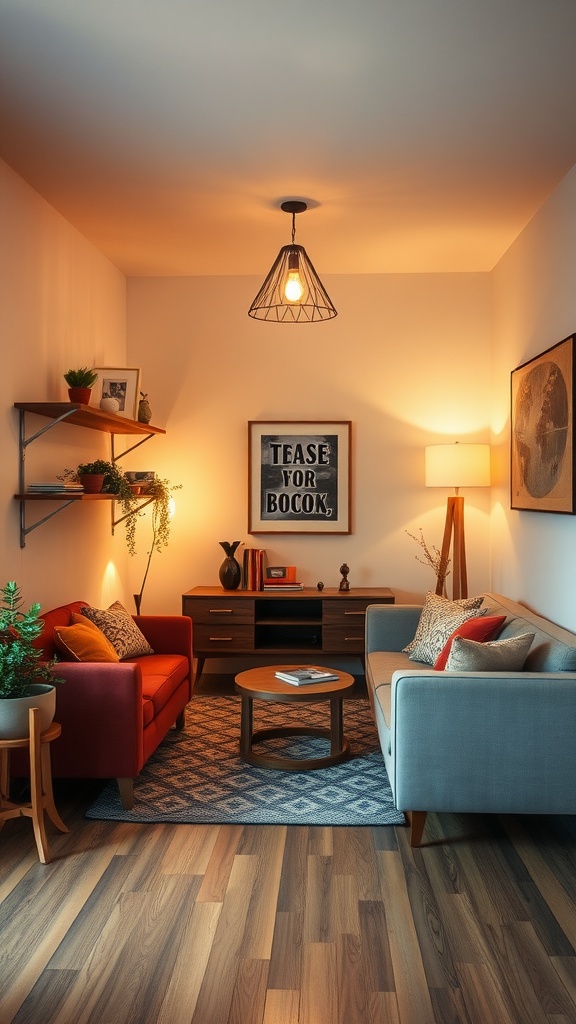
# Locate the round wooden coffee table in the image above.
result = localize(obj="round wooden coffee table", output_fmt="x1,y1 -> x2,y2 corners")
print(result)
234,665 -> 355,770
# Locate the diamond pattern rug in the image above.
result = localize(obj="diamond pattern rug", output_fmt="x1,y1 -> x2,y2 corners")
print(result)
85,695 -> 405,826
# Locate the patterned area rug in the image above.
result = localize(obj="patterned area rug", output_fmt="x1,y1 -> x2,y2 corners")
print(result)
85,695 -> 405,826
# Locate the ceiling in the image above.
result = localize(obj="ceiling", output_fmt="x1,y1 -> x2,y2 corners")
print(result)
2,1 -> 576,278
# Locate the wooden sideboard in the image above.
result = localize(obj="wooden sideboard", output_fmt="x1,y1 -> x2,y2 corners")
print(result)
182,586 -> 394,677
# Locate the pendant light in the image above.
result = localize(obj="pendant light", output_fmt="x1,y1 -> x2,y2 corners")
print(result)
248,200 -> 337,322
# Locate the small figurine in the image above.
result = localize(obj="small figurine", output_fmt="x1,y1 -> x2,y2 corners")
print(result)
138,392 -> 152,424
317,581 -> 324,591
339,563 -> 350,592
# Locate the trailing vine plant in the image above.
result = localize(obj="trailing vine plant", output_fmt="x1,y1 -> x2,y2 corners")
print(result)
59,464 -> 182,606
132,476 -> 183,613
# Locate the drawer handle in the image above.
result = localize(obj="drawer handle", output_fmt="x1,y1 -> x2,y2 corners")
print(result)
209,636 -> 233,641
344,636 -> 364,642
344,610 -> 365,616
209,609 -> 234,614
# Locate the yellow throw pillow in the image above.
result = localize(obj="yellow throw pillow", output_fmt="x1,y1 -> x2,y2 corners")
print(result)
54,623 -> 120,663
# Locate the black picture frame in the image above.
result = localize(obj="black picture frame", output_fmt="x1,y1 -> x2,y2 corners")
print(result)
511,334 -> 575,514
248,420 -> 351,533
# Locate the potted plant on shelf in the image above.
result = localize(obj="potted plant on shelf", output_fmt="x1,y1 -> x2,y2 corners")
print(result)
59,463 -> 181,586
0,581 -> 61,739
60,459 -> 135,498
64,367 -> 98,405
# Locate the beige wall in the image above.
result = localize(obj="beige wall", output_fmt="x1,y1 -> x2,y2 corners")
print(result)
5,144 -> 575,631
126,273 -> 492,613
0,159 -> 129,612
490,164 -> 576,630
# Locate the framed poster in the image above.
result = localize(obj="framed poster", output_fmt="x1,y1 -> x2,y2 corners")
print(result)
511,334 -> 574,513
92,367 -> 141,420
248,420 -> 351,533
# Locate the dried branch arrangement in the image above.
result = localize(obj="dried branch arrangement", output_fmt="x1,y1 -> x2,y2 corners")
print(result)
406,528 -> 451,597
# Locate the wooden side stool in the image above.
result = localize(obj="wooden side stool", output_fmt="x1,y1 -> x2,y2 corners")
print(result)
0,707 -> 68,864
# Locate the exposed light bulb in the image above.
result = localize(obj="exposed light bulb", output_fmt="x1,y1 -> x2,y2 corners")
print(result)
284,270 -> 304,302
284,249 -> 304,302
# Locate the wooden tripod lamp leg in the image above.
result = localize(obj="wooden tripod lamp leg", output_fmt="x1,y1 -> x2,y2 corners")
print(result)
435,495 -> 468,601
451,495 -> 467,600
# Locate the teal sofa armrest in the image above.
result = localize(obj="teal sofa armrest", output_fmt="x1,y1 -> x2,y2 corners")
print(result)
366,603 -> 422,654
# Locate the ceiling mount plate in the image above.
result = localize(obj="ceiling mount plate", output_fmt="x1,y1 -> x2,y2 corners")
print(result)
281,200 -> 307,215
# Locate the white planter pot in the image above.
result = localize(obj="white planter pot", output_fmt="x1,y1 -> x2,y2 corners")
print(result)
0,684 -> 56,739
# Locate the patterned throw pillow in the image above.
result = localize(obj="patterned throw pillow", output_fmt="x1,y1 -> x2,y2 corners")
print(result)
81,601 -> 154,659
404,591 -> 485,665
433,615 -> 506,670
445,632 -> 535,671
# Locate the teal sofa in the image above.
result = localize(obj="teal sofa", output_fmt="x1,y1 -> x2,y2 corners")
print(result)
365,592 -> 576,846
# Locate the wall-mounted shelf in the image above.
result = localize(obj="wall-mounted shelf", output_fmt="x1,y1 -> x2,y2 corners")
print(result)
14,402 -> 166,548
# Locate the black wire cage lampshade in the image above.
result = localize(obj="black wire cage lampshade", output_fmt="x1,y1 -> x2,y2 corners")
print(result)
248,200 -> 337,323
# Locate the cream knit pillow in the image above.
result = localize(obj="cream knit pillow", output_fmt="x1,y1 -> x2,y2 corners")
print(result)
404,591 -> 485,665
446,632 -> 535,671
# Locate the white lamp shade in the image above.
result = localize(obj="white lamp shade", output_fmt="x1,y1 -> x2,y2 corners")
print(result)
425,443 -> 491,488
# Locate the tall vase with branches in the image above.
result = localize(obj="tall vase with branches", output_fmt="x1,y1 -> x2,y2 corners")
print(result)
406,528 -> 451,597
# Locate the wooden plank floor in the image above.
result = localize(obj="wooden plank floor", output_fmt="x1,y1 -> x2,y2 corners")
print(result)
2,789 -> 576,1023
2,678 -> 576,1023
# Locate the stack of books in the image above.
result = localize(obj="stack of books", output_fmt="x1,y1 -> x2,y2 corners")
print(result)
263,580 -> 304,590
242,548 -> 267,590
27,481 -> 84,494
274,667 -> 339,685
263,565 -> 303,590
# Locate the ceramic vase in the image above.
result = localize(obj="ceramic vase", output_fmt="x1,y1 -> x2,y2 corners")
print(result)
219,540 -> 242,590
138,397 -> 152,423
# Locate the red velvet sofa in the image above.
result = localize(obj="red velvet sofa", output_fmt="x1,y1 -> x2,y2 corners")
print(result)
14,601 -> 193,809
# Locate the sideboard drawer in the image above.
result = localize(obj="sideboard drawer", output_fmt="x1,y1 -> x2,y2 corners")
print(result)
322,625 -> 366,653
193,623 -> 255,653
323,600 -> 373,626
183,598 -> 254,624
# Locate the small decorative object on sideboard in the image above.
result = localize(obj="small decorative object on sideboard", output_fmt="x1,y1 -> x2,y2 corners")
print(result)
338,563 -> 350,592
63,366 -> 98,405
0,581 -> 62,739
219,540 -> 242,590
138,392 -> 152,424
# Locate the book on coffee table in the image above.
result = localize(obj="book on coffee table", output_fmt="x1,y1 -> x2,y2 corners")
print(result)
274,668 -> 340,685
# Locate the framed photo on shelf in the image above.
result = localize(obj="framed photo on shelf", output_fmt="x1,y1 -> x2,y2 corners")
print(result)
510,334 -> 575,514
248,420 -> 351,533
92,367 -> 141,420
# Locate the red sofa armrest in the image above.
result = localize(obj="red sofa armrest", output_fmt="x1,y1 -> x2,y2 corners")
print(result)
47,661 -> 145,777
133,614 -> 192,664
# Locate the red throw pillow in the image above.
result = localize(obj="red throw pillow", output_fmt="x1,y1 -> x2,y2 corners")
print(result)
433,616 -> 506,670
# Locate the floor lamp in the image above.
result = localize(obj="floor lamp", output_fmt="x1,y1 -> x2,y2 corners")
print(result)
425,443 -> 491,600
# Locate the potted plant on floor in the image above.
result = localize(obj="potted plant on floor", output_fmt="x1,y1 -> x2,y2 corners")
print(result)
64,367 -> 98,405
0,582 -> 62,739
